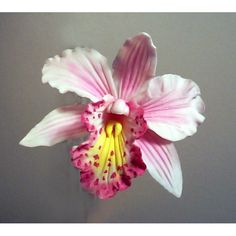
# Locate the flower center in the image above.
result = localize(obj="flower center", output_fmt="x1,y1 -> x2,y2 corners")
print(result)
108,99 -> 130,116
105,120 -> 122,137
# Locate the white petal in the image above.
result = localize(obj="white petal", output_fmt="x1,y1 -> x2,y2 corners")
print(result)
135,130 -> 183,197
113,33 -> 157,100
19,104 -> 88,147
42,48 -> 117,102
140,74 -> 205,141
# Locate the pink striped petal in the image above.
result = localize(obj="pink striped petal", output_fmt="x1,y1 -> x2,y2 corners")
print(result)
113,33 -> 157,100
140,74 -> 205,141
19,104 -> 88,147
135,130 -> 182,197
42,48 -> 117,102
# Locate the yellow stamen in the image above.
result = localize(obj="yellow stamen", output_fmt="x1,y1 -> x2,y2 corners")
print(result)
114,122 -> 122,137
114,135 -> 123,168
86,120 -> 127,182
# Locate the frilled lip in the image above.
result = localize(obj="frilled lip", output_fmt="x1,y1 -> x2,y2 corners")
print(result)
70,97 -> 147,199
71,135 -> 146,199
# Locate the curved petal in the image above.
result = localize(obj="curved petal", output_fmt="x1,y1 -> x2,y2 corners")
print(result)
135,130 -> 182,198
19,104 -> 88,147
140,74 -> 205,141
113,32 -> 157,100
42,48 -> 117,102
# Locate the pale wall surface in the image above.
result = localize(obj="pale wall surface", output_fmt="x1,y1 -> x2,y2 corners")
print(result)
0,13 -> 235,222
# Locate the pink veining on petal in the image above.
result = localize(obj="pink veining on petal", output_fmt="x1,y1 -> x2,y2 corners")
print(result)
42,48 -> 117,102
135,129 -> 182,198
113,33 -> 157,100
20,104 -> 88,147
139,74 -> 205,142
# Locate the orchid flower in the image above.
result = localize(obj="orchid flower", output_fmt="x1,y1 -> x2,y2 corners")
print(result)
20,33 -> 205,199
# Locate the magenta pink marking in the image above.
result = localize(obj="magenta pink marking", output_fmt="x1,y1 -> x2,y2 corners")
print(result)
93,154 -> 99,160
93,101 -> 104,108
111,172 -> 117,179
94,178 -> 99,185
94,162 -> 99,167
76,160 -> 81,166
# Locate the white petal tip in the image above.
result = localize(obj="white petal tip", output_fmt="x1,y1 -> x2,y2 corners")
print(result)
19,137 -> 34,147
139,32 -> 151,38
170,183 -> 183,198
173,190 -> 182,198
19,135 -> 43,147
159,182 -> 182,198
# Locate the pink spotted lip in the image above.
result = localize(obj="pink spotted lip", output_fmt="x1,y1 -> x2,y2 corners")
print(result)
70,97 -> 147,199
71,140 -> 146,199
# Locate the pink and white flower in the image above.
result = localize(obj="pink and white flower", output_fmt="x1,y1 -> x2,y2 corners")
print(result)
20,33 -> 205,199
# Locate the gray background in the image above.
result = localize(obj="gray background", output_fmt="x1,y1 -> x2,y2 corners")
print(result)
0,13 -> 235,223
